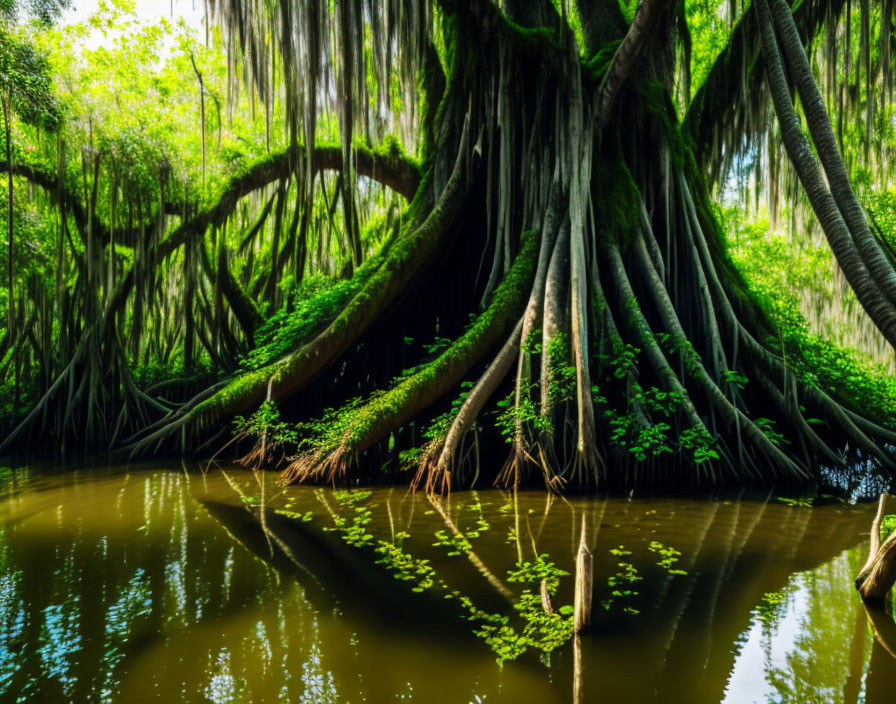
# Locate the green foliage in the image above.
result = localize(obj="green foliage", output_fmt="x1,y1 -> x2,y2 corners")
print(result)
464,552 -> 575,662
723,370 -> 749,389
724,208 -> 896,427
275,508 -> 314,522
233,400 -> 298,448
375,537 -> 436,592
603,408 -> 673,462
2,0 -> 70,24
608,343 -> 640,379
648,541 -> 687,575
679,426 -> 720,464
0,28 -> 61,132
507,554 -> 569,594
755,585 -> 796,629
242,254 -> 385,371
432,528 -> 472,556
601,545 -> 642,615
593,344 -> 720,465
397,447 -> 424,467
510,590 -> 574,655
544,333 -> 577,404
754,417 -> 788,446
495,388 -> 549,443
432,505 -> 489,557
329,490 -> 375,547
423,336 -> 452,355
319,489 -> 576,662
328,491 -> 436,591
494,331 -> 576,446
292,394 -> 371,454
332,489 -> 373,506
684,0 -> 738,102
775,496 -> 814,508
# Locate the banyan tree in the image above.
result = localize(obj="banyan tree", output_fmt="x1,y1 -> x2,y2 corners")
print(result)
4,0 -> 896,493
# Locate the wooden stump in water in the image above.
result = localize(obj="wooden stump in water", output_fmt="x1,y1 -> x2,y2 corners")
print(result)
540,578 -> 553,614
858,533 -> 896,603
857,495 -> 896,604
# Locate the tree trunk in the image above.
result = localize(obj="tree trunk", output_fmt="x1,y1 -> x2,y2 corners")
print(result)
857,496 -> 896,603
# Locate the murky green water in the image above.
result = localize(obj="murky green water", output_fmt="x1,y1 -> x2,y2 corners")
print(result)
0,464 -> 893,703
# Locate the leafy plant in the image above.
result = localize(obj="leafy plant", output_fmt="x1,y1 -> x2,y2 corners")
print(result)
601,546 -> 642,615
507,554 -> 569,594
754,417 -> 789,446
375,535 -> 436,592
881,514 -> 896,542
679,426 -> 721,464
775,496 -> 814,508
723,370 -> 749,389
648,541 -> 686,575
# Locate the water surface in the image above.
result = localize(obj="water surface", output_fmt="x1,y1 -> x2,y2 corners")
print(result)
0,464 -> 893,703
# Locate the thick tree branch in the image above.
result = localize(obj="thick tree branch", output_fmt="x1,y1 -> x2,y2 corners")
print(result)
684,0 -> 847,177
0,159 -> 91,234
2,141 -> 419,258
755,0 -> 896,349
106,141 -> 421,322
0,159 -> 182,247
159,143 -> 420,259
597,0 -> 675,129
769,0 -> 896,311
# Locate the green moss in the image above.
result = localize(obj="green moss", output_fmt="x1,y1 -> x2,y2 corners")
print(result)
351,134 -> 422,180
743,276 -> 896,427
202,367 -> 270,413
593,152 -> 641,247
242,245 -> 392,371
493,11 -> 560,55
634,81 -> 689,168
369,133 -> 418,166
583,39 -> 622,82
190,186 -> 437,421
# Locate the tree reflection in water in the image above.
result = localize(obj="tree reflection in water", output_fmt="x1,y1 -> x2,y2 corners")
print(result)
0,465 -> 891,703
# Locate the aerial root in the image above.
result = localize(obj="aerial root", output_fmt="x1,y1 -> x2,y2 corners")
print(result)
411,436 -> 454,495
280,229 -> 537,488
281,446 -> 351,486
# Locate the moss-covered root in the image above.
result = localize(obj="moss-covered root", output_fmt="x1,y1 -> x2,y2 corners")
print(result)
414,317 -> 524,494
284,230 -> 540,484
629,232 -> 809,481
504,175 -> 562,490
539,219 -> 570,422
602,238 -> 723,477
130,137 -> 468,455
